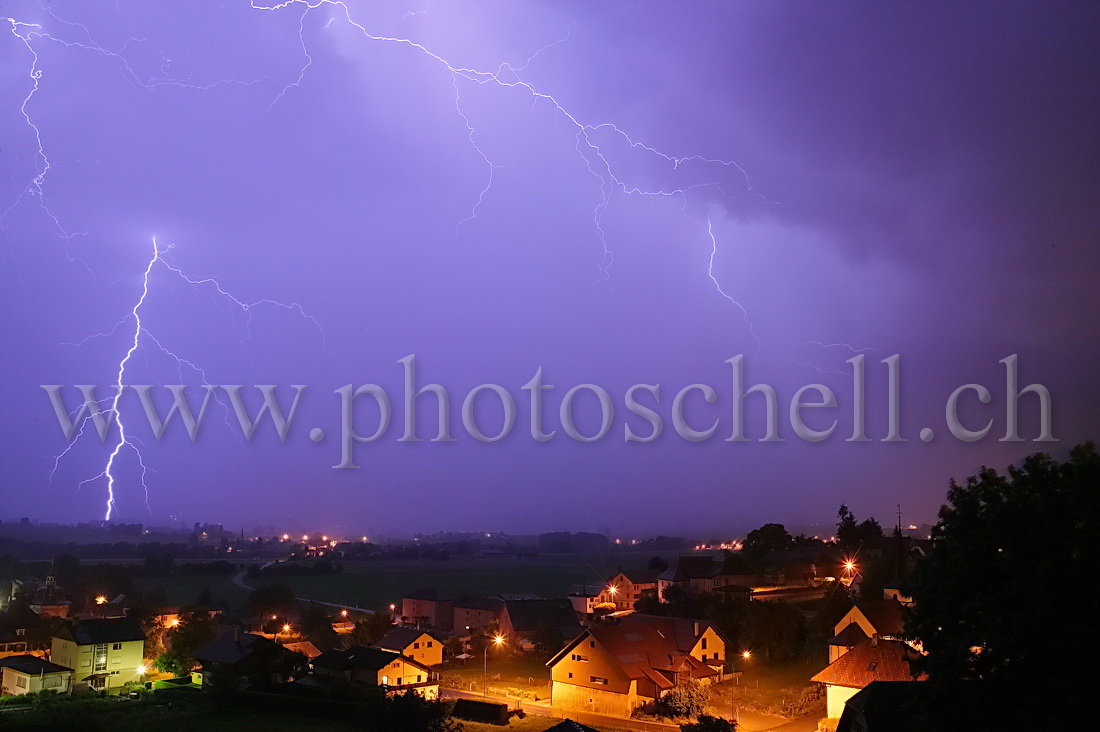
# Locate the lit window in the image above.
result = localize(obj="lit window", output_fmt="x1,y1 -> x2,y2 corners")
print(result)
589,676 -> 608,685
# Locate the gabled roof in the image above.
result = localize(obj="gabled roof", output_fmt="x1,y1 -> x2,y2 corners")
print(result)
658,556 -> 719,582
855,600 -> 906,636
193,630 -> 294,667
502,599 -> 575,633
811,639 -> 925,689
376,626 -> 433,653
614,569 -> 662,585
548,618 -> 719,692
542,720 -> 602,732
312,645 -> 430,675
829,622 -> 869,648
0,655 -> 71,675
621,614 -> 730,653
56,617 -> 144,645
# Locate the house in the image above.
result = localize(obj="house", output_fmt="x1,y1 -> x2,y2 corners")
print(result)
282,640 -> 322,660
452,598 -> 504,635
837,680 -> 935,732
811,637 -> 925,719
0,655 -> 72,695
193,628 -> 304,688
311,645 -> 437,698
546,616 -> 728,717
657,554 -> 756,601
401,591 -> 455,629
499,599 -> 581,651
375,627 -> 443,667
831,599 -> 906,659
882,582 -> 914,606
827,622 -> 869,663
568,586 -> 604,616
28,576 -> 70,618
598,570 -> 660,610
51,617 -> 145,691
0,604 -> 52,659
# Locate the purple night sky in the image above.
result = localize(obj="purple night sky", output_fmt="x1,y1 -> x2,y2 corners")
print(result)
1,1 -> 1097,537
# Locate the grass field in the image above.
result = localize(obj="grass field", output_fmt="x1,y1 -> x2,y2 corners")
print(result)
266,553 -> 649,611
132,571 -> 249,608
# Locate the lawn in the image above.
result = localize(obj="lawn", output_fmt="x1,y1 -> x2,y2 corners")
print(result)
265,553 -> 645,611
441,653 -> 554,700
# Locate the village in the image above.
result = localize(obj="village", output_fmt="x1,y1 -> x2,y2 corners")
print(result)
0,510 -> 931,732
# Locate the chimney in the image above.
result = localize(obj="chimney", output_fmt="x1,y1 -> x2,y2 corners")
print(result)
871,634 -> 879,647
233,625 -> 240,643
693,621 -> 699,636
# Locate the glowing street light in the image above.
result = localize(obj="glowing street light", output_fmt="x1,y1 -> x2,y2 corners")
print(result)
282,624 -> 291,634
95,595 -> 107,605
389,603 -> 396,612
742,650 -> 752,660
484,634 -> 505,690
138,664 -> 147,675
340,609 -> 349,618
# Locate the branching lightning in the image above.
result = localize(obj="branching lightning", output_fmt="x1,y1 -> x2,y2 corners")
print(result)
5,0 -> 865,519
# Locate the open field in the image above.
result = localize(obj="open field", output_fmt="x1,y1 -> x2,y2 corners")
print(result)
265,553 -> 653,611
132,571 -> 249,608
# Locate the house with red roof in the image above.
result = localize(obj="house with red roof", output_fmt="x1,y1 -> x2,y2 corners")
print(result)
812,637 -> 925,718
546,616 -> 729,717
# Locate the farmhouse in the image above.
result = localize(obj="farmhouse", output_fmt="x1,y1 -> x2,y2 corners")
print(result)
312,645 -> 438,698
546,616 -> 728,717
375,627 -> 443,667
598,569 -> 660,610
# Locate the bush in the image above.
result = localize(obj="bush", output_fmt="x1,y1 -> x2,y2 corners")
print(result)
659,680 -> 710,718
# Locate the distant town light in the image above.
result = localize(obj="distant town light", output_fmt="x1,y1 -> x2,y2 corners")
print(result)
361,536 -> 368,542
282,534 -> 289,540
389,603 -> 396,612
322,535 -> 328,541
302,535 -> 309,541
341,609 -> 348,617
282,624 -> 291,633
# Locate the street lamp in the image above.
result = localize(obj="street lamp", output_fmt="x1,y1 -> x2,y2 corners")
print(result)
483,634 -> 505,693
732,650 -> 751,724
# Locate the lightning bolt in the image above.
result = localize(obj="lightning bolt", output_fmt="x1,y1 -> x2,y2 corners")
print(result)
7,2 -> 870,518
50,237 -> 331,521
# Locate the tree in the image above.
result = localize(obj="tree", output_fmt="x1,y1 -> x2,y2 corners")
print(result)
162,607 -> 219,675
648,555 -> 670,572
659,679 -> 710,717
244,582 -> 298,622
906,443 -> 1100,729
681,714 -> 737,732
835,505 -> 858,549
342,611 -> 393,648
153,648 -> 194,677
742,523 -> 793,559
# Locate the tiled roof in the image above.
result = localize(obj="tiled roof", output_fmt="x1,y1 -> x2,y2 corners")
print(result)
549,617 -> 718,691
811,639 -> 925,689
376,626 -> 432,652
194,631 -> 283,666
59,618 -> 144,645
